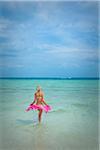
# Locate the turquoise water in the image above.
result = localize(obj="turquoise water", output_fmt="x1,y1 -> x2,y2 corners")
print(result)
0,79 -> 99,150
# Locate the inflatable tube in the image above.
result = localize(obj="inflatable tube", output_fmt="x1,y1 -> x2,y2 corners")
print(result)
26,103 -> 51,113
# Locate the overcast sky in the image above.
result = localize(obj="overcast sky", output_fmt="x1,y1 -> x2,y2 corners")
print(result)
0,1 -> 99,78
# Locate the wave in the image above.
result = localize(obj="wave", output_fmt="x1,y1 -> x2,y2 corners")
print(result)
72,103 -> 89,108
50,108 -> 66,113
50,103 -> 91,113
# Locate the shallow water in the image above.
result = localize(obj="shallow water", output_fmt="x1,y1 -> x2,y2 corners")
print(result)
0,79 -> 99,150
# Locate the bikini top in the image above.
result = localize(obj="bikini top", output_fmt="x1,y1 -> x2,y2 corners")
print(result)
35,93 -> 44,101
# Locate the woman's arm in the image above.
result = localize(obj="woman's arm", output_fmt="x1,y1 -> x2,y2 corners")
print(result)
42,99 -> 48,105
41,93 -> 48,105
31,93 -> 36,104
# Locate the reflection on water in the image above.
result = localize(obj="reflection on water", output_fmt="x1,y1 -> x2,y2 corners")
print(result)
16,119 -> 34,125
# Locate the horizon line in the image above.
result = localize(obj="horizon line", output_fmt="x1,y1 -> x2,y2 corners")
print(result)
0,77 -> 99,80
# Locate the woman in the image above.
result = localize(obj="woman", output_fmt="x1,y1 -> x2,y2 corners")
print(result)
26,86 -> 51,123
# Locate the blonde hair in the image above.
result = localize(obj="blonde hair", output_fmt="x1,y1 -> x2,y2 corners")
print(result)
36,86 -> 41,91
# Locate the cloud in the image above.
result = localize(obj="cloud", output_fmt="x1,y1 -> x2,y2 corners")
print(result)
0,62 -> 23,68
0,1 -> 98,77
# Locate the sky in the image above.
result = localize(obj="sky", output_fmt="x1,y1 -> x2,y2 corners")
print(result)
0,1 -> 99,78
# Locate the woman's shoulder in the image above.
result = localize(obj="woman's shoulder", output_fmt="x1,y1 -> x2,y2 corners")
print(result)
34,92 -> 37,96
35,91 -> 44,95
40,90 -> 44,95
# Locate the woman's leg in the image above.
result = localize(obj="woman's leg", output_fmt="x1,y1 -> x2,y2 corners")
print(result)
38,109 -> 43,123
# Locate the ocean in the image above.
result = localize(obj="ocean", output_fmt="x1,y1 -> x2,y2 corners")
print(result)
0,79 -> 99,150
